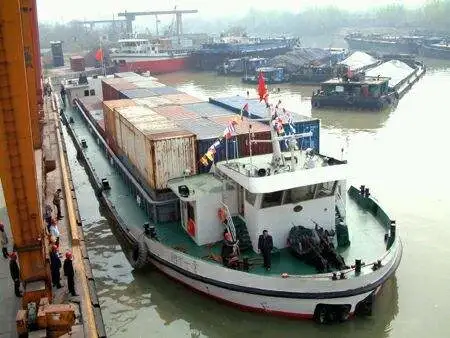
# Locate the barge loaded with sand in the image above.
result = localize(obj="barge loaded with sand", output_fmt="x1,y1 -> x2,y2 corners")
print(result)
60,72 -> 402,323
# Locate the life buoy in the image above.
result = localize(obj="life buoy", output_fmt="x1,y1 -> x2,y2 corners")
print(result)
187,218 -> 196,237
218,208 -> 226,223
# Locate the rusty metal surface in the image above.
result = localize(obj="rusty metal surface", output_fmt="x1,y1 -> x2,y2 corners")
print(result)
153,105 -> 200,120
113,105 -> 196,190
159,93 -> 205,105
78,96 -> 103,111
132,96 -> 173,108
102,99 -> 136,148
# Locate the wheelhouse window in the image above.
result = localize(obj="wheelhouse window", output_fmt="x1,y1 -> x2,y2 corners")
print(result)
245,190 -> 257,206
261,190 -> 283,208
284,181 -> 337,204
284,185 -> 315,204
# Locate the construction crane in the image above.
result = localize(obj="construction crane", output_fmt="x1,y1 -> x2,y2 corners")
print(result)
117,9 -> 198,36
73,18 -> 127,32
0,0 -> 52,306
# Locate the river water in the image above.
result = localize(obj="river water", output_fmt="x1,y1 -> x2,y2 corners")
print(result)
63,59 -> 450,338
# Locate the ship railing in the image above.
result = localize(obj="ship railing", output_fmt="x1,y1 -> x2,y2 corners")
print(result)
219,201 -> 237,243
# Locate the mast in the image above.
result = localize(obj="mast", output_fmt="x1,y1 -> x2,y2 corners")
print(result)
269,104 -> 283,167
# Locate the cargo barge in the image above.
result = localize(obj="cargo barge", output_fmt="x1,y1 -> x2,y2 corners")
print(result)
418,41 -> 450,60
345,34 -> 420,55
311,58 -> 426,110
191,36 -> 297,71
61,72 -> 401,324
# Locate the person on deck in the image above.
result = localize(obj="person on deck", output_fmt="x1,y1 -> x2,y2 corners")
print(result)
9,252 -> 22,297
60,85 -> 67,107
53,188 -> 64,220
50,245 -> 62,289
258,230 -> 273,271
64,251 -> 77,297
1,222 -> 9,258
44,205 -> 53,233
49,219 -> 60,248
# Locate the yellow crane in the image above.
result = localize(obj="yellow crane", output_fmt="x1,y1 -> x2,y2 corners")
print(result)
0,0 -> 52,305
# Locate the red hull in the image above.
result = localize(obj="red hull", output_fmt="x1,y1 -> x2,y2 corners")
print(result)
118,57 -> 189,74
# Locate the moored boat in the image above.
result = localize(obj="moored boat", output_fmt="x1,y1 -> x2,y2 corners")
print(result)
242,67 -> 288,84
109,38 -> 191,74
61,72 -> 402,324
419,41 -> 450,60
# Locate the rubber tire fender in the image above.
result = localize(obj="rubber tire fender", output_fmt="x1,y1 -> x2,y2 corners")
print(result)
128,240 -> 149,270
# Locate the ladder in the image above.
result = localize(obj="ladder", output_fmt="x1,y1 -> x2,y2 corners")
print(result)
335,191 -> 346,220
220,201 -> 237,243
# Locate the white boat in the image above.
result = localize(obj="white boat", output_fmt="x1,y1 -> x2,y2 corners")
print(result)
136,106 -> 403,323
109,38 -> 191,74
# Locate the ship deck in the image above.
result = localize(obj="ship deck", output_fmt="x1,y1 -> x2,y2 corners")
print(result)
64,105 -> 389,277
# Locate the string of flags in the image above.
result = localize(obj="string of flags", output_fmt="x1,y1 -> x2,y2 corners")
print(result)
199,119 -> 239,167
199,71 -> 300,167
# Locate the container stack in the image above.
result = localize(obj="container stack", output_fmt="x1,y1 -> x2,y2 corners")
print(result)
90,72 -> 321,194
50,41 -> 64,67
69,56 -> 85,72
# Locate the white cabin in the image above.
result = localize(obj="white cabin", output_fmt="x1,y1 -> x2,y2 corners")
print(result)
168,143 -> 348,252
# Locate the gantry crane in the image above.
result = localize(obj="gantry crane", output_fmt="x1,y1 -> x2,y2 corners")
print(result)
0,0 -> 52,306
73,18 -> 127,33
117,9 -> 198,37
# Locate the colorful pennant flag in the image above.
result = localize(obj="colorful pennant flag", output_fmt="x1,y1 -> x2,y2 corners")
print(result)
240,103 -> 249,121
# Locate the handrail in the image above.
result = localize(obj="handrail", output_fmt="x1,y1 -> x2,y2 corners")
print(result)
73,99 -> 178,206
219,201 -> 237,242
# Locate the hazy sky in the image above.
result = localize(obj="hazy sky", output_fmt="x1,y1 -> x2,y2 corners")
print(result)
37,0 -> 428,23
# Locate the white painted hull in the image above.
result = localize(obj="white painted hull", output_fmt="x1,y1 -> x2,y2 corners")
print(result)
144,236 -> 402,320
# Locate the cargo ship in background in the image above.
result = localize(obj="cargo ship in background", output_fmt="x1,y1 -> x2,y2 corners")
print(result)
344,33 -> 446,58
418,40 -> 450,59
59,70 -> 402,324
191,36 -> 298,71
109,37 -> 193,74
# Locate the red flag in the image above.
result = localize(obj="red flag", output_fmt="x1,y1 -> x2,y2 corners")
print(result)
95,48 -> 104,61
257,72 -> 268,103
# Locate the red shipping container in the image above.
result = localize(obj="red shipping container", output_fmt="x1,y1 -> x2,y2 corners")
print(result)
208,115 -> 273,157
101,78 -> 137,101
69,56 -> 85,72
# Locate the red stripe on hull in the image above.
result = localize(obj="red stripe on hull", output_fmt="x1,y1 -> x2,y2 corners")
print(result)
118,57 -> 189,74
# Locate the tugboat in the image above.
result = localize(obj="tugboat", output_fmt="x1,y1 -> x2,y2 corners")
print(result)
139,92 -> 402,322
311,68 -> 397,110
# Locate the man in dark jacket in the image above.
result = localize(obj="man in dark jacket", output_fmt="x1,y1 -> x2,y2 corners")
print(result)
9,252 -> 22,297
53,188 -> 64,220
258,230 -> 273,271
50,245 -> 62,288
63,251 -> 77,296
